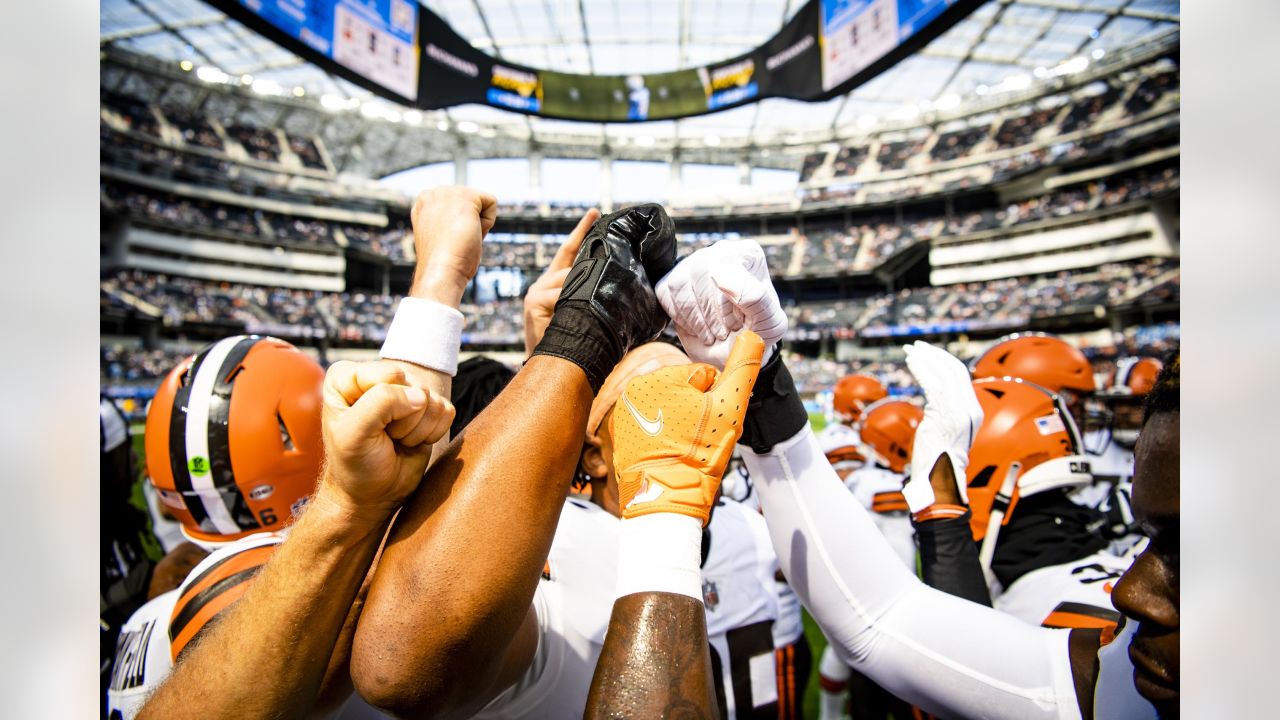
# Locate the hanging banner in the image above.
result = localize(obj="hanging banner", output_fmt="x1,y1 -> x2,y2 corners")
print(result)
211,0 -> 981,122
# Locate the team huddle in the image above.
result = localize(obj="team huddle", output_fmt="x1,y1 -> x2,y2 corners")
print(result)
101,188 -> 1179,720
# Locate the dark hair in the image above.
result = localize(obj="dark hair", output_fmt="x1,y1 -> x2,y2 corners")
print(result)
450,356 -> 516,438
1142,348 -> 1179,426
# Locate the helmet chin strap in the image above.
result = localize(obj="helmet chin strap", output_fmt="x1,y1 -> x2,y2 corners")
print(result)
978,461 -> 1021,588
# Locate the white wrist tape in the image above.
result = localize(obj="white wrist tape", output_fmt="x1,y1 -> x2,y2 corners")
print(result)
378,297 -> 464,376
616,513 -> 703,600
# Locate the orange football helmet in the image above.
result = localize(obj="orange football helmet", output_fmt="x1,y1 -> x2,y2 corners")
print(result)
966,378 -> 1092,554
1110,356 -> 1163,396
832,374 -> 888,424
860,400 -> 923,474
169,533 -> 282,660
145,336 -> 324,547
971,333 -> 1096,395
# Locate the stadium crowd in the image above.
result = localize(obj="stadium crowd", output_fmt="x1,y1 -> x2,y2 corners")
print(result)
103,194 -> 1180,720
798,56 -> 1177,185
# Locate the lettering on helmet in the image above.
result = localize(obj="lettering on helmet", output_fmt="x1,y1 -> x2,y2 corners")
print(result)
1069,461 -> 1091,474
249,484 -> 274,501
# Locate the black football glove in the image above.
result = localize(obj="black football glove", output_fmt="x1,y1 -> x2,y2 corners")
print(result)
532,204 -> 678,391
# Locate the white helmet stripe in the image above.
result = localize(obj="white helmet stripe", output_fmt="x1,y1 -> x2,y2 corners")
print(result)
183,336 -> 246,535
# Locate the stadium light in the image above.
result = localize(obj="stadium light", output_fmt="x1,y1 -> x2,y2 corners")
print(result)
403,110 -> 422,125
975,84 -> 989,96
997,74 -> 1031,92
705,135 -> 721,147
457,121 -> 479,134
293,87 -> 305,97
320,93 -> 348,112
241,74 -> 254,85
635,136 -> 655,147
436,120 -> 450,131
1052,56 -> 1090,76
251,78 -> 284,96
1092,48 -> 1106,60
196,66 -> 229,84
857,115 -> 879,130
179,60 -> 193,72
891,104 -> 920,121
935,93 -> 961,110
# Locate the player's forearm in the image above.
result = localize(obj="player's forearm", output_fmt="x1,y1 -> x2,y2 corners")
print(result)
139,484 -> 388,720
352,355 -> 591,714
745,427 -> 1079,720
585,593 -> 719,720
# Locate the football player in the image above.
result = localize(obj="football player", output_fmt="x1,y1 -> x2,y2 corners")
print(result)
585,332 -> 764,719
666,242 -> 1176,718
971,332 -> 1096,429
817,399 -> 922,720
125,186 -> 480,719
101,396 -> 157,716
349,204 -> 682,718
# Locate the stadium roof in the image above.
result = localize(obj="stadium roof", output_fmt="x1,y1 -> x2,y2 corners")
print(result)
101,0 -> 1179,162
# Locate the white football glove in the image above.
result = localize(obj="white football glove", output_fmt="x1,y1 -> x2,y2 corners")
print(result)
656,239 -> 787,368
901,341 -> 984,513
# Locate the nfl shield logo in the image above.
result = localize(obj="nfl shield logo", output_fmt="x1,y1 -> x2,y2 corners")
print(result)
702,580 -> 720,611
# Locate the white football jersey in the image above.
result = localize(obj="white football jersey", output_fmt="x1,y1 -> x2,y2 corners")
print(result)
1083,431 -> 1136,482
995,549 -> 1133,630
703,499 -> 783,717
479,496 -> 787,719
106,532 -> 284,719
107,591 -> 178,720
1093,618 -> 1159,719
844,465 -> 916,571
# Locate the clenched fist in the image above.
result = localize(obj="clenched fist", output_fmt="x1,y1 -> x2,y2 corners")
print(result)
409,186 -> 498,307
320,360 -> 455,519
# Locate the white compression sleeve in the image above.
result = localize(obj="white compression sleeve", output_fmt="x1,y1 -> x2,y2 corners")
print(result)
745,428 -> 1083,720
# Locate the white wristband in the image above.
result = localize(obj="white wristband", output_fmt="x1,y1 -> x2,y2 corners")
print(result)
616,513 -> 704,601
378,297 -> 464,376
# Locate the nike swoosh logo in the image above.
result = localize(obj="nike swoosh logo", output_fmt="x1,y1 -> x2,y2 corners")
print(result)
621,392 -> 663,436
627,478 -> 665,508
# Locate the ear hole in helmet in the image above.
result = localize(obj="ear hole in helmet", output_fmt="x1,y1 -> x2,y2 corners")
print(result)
278,413 -> 295,451
970,465 -> 997,489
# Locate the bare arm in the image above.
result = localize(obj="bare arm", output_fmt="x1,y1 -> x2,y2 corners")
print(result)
139,360 -> 453,720
352,204 -> 678,718
585,594 -> 719,720
351,357 -> 591,717
585,333 -> 764,720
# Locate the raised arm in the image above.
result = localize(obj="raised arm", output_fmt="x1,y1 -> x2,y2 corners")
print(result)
659,241 -> 1097,720
585,332 -> 764,720
900,340 -> 994,607
351,204 -> 677,719
138,361 -> 454,720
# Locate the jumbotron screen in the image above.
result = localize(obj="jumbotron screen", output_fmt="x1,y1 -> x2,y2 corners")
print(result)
215,0 -> 421,102
214,0 -> 980,122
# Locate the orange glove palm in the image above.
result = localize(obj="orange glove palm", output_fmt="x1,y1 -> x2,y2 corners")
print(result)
609,332 -> 764,525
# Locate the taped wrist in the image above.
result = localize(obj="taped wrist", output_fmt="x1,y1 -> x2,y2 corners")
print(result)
913,509 -> 993,607
616,513 -> 703,600
739,347 -> 808,454
532,309 -> 620,393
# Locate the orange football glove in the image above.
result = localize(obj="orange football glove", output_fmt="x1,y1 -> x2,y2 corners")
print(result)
609,331 -> 764,525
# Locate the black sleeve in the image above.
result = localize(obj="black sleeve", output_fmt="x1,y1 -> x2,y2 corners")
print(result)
738,348 -> 810,454
912,510 -> 993,607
